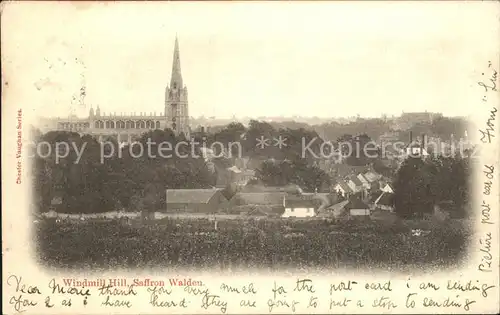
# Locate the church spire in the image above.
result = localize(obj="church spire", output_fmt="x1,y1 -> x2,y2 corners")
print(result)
170,35 -> 183,89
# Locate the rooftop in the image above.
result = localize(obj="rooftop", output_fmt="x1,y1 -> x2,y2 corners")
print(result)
348,175 -> 363,186
284,195 -> 317,208
335,180 -> 353,193
166,189 -> 223,204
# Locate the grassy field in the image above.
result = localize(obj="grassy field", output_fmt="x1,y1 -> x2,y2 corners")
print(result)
35,216 -> 472,272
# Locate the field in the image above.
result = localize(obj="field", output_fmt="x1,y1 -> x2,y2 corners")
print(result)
35,216 -> 472,273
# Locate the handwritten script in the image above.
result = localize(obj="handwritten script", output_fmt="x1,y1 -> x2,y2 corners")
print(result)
478,61 -> 498,144
4,275 -> 497,313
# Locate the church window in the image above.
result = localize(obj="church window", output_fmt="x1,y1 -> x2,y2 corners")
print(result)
126,121 -> 134,129
155,121 -> 160,129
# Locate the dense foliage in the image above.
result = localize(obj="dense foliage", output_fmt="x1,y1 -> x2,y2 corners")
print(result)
35,217 -> 471,272
32,129 -> 213,214
394,156 -> 471,218
32,114 -> 470,215
32,121 -> 333,213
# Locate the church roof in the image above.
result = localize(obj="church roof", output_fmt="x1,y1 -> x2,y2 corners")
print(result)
170,36 -> 183,88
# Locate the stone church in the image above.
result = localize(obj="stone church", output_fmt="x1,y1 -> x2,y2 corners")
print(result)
39,37 -> 190,142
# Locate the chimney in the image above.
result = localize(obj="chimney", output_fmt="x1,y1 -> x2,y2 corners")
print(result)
409,131 -> 413,144
421,134 -> 424,150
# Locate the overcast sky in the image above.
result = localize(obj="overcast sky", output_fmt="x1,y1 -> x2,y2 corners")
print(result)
2,1 -> 499,119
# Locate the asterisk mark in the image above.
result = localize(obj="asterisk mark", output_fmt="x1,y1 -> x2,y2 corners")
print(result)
256,136 -> 270,149
274,136 -> 287,149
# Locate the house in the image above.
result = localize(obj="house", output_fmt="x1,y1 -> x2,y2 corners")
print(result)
363,170 -> 382,183
357,173 -> 371,190
229,192 -> 286,206
241,184 -> 302,194
374,192 -> 395,212
165,189 -> 228,213
227,165 -> 241,174
329,164 -> 371,178
199,147 -> 216,161
404,145 -> 430,158
318,200 -> 349,218
333,180 -> 353,197
382,144 -> 402,160
347,175 -> 364,193
239,169 -> 256,185
329,149 -> 344,164
378,131 -> 400,144
380,183 -> 395,194
234,157 -> 250,169
401,132 -> 430,159
282,195 -> 316,218
246,157 -> 269,170
345,197 -> 371,217
227,165 -> 254,185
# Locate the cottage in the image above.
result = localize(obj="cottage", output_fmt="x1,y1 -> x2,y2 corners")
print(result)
282,195 -> 316,218
333,180 -> 353,197
380,183 -> 395,194
404,145 -> 430,158
401,133 -> 430,159
230,192 -> 286,206
374,192 -> 395,212
318,200 -> 349,218
357,173 -> 371,190
329,164 -> 371,178
241,184 -> 302,194
347,175 -> 364,193
199,147 -> 216,161
346,198 -> 371,217
166,189 -> 228,213
234,157 -> 250,169
239,169 -> 256,185
363,171 -> 382,183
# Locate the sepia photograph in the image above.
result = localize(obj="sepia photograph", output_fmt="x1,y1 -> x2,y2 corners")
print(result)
24,2 -> 479,274
2,1 -> 499,314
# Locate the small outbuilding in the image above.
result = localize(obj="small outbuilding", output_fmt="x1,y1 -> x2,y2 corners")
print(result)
166,189 -> 228,213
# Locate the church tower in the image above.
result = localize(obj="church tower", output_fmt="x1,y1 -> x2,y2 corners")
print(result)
165,36 -> 189,137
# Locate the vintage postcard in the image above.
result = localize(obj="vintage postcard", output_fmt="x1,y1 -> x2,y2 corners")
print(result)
2,1 -> 499,314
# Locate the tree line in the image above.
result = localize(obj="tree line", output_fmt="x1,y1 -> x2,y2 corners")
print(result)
31,117 -> 471,217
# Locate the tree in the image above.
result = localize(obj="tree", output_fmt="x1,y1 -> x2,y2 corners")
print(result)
32,128 -> 213,214
256,159 -> 330,192
336,133 -> 379,166
394,154 -> 470,219
394,157 -> 436,218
